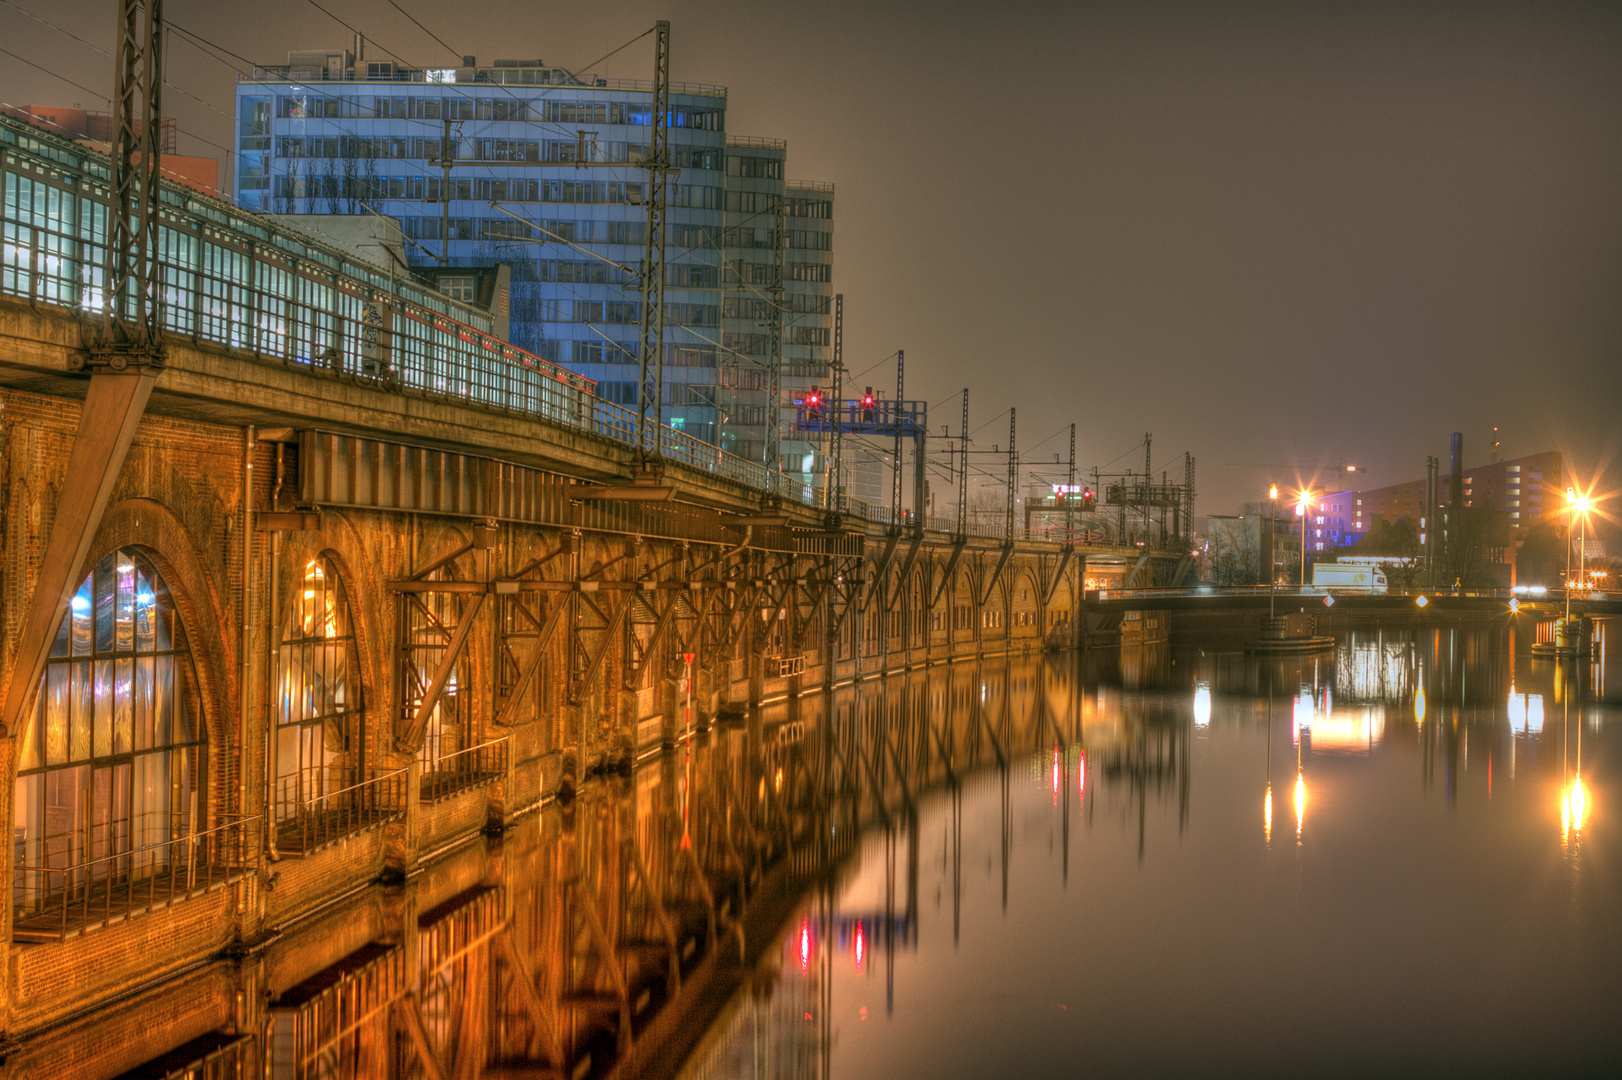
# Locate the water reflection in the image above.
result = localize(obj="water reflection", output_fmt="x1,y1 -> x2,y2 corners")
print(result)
679,620 -> 1621,1078
90,622 -> 1613,1077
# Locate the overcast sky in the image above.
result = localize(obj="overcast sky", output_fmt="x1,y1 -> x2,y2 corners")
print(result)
5,0 -> 1620,529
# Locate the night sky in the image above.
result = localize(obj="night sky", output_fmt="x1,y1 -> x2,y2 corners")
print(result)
5,0 -> 1620,528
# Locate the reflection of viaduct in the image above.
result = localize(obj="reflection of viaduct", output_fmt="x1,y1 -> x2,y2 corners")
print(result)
3,654 -> 1192,1080
0,116 -> 1190,1076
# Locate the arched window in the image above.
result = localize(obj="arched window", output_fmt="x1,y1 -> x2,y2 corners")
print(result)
14,550 -> 206,908
275,555 -> 364,843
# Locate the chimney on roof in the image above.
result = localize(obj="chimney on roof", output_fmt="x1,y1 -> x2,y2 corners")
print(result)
354,33 -> 364,63
1449,433 -> 1463,508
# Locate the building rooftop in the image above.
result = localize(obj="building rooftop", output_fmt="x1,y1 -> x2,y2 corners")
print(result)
241,50 -> 726,98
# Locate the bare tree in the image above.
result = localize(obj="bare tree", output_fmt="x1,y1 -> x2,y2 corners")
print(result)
273,162 -> 295,215
1437,501 -> 1510,588
320,158 -> 341,214
340,147 -> 360,214
1205,519 -> 1259,586
1347,517 -> 1422,588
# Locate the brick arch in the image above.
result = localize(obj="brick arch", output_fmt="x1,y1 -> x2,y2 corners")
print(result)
1011,568 -> 1042,636
273,518 -> 386,771
80,497 -> 236,819
908,567 -> 928,647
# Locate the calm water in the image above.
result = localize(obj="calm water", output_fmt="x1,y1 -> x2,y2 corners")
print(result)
679,623 -> 1622,1078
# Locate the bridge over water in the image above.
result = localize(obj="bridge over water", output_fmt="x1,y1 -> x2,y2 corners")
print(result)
0,112 -> 1199,1068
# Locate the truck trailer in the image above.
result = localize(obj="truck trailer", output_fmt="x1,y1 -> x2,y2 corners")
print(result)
1311,563 -> 1389,593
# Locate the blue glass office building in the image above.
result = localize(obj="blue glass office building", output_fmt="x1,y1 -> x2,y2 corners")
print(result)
238,48 -> 840,458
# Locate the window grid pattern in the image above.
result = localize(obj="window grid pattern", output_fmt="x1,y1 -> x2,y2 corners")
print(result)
275,556 -> 364,827
14,550 -> 204,911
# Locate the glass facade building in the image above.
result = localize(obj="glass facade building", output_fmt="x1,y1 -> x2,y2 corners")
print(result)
235,50 -> 835,484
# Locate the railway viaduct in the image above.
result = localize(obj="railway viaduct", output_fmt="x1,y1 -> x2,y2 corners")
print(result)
0,114 -> 1188,1075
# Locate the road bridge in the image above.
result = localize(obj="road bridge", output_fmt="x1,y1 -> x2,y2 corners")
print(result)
0,113 -> 1191,1054
1080,586 -> 1620,651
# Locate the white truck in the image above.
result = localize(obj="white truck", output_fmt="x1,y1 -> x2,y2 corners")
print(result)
1311,563 -> 1389,593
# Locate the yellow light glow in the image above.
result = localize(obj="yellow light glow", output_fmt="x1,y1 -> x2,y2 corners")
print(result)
1264,783 -> 1273,843
1269,484 -> 1279,500
1571,774 -> 1587,833
1414,685 -> 1426,724
1294,772 -> 1306,842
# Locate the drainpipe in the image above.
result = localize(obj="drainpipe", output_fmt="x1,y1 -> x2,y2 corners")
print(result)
241,427 -> 255,841
266,443 -> 286,859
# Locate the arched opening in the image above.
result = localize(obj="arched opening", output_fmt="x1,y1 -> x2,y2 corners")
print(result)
14,549 -> 208,929
274,554 -> 393,849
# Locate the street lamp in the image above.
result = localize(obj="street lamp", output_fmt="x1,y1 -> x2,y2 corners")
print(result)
1268,484 -> 1279,616
1565,486 -> 1591,624
1297,490 -> 1312,587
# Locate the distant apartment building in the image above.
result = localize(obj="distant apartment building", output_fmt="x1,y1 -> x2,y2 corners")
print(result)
715,137 -> 835,488
1345,450 -> 1563,539
234,46 -> 835,464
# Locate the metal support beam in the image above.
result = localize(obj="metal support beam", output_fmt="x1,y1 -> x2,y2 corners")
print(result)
1045,545 -> 1074,606
401,593 -> 486,750
0,373 -> 156,737
1066,423 -> 1076,543
6,0 -> 171,737
1006,408 -> 1017,543
956,389 -> 969,542
635,20 -> 671,459
891,349 -> 904,530
979,545 -> 1014,609
626,594 -> 681,690
827,294 -> 843,515
931,541 -> 965,610
885,537 -> 923,614
93,0 -> 165,363
494,601 -> 566,727
571,598 -> 627,706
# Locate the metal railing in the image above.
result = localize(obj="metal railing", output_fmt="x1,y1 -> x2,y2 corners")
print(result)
421,736 -> 509,803
1092,585 -> 1615,603
0,111 -> 925,531
726,135 -> 788,149
238,68 -> 728,98
274,767 -> 408,854
13,816 -> 254,941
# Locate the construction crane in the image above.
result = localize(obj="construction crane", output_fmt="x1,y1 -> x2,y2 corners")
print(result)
1228,461 -> 1362,476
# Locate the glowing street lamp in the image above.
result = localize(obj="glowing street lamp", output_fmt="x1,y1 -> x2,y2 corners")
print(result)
1565,486 -> 1592,624
1297,490 -> 1312,587
1268,484 -> 1279,615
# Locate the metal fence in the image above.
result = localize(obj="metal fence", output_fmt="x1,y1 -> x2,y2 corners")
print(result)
13,816 -> 254,941
274,767 -> 409,854
421,736 -> 509,803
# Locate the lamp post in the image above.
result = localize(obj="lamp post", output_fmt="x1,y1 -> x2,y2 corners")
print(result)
1268,484 -> 1279,618
1298,490 -> 1311,587
1565,486 -> 1591,625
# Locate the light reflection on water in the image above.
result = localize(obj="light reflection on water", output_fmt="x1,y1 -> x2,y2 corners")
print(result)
678,622 -> 1622,1079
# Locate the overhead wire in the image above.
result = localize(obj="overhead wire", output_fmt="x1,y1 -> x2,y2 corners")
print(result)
180,7 -> 827,371
1,2 -> 237,159
17,5 -> 831,411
